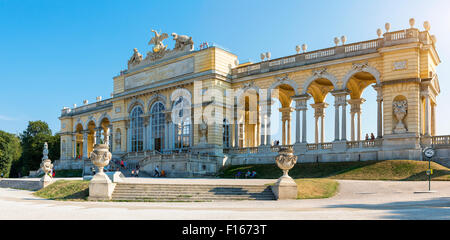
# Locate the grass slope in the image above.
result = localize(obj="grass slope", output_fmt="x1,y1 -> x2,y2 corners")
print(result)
295,178 -> 339,199
219,160 -> 450,181
34,180 -> 89,201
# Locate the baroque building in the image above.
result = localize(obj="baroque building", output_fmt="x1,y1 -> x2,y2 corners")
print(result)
57,20 -> 449,177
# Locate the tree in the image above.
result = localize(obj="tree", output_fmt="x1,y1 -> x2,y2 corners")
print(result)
12,121 -> 60,177
0,131 -> 22,178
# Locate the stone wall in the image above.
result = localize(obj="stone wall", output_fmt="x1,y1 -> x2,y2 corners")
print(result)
0,179 -> 41,191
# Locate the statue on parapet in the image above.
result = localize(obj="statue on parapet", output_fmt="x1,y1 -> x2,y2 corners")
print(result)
148,29 -> 168,53
128,48 -> 143,66
172,33 -> 194,51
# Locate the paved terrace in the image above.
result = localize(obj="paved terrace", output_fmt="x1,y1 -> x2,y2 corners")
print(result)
0,178 -> 449,219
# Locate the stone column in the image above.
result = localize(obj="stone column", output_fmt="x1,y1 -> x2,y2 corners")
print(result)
295,106 -> 301,144
293,96 -> 309,144
311,102 -> 328,144
82,131 -> 88,160
259,102 -> 267,145
350,112 -> 355,141
280,107 -> 294,145
266,99 -> 272,145
334,104 -> 340,141
314,116 -> 319,144
424,94 -> 430,136
93,129 -> 97,145
302,109 -> 307,143
431,103 -> 436,136
357,112 -> 362,141
72,134 -> 77,159
348,98 -> 365,141
234,100 -> 239,147
341,102 -> 347,141
373,85 -> 383,138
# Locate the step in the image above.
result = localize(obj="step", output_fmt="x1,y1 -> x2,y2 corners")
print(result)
112,192 -> 273,197
110,183 -> 275,201
111,196 -> 275,201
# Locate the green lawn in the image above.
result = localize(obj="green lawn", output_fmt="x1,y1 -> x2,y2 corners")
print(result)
295,178 -> 339,199
34,180 -> 89,201
219,160 -> 450,181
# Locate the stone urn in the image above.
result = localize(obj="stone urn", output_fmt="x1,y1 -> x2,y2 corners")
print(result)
90,144 -> 112,174
275,146 -> 297,178
88,144 -> 115,200
272,146 -> 298,200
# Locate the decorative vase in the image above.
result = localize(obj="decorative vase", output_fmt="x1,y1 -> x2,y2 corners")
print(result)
90,144 -> 112,174
275,146 -> 297,178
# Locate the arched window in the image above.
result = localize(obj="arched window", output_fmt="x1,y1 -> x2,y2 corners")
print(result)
151,102 -> 165,152
173,96 -> 191,149
130,106 -> 144,152
223,119 -> 230,148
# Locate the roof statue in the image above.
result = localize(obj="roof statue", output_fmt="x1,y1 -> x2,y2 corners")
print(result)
128,48 -> 143,67
148,29 -> 169,53
146,29 -> 169,61
172,33 -> 194,51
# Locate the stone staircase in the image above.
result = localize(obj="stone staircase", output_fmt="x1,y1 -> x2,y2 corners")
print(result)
111,183 -> 275,201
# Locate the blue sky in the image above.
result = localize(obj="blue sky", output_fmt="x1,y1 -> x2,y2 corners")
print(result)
0,0 -> 449,143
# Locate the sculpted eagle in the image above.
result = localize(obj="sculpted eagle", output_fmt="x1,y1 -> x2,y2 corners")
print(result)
148,29 -> 168,52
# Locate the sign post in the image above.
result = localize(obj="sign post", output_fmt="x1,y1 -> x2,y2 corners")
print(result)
423,147 -> 435,192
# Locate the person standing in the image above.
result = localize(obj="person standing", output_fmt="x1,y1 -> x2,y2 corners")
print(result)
136,168 -> 140,177
154,165 -> 160,177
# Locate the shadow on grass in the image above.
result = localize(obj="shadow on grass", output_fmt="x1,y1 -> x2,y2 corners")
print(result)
218,160 -> 450,181
324,197 -> 450,219
401,170 -> 450,181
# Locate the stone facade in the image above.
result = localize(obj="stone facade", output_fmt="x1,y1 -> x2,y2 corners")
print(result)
57,22 -> 449,176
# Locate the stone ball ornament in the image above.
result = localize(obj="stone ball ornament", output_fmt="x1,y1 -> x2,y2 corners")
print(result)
89,144 -> 112,173
423,147 -> 435,159
275,146 -> 297,177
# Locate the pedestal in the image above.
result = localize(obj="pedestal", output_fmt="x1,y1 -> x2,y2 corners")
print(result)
39,174 -> 54,189
271,175 -> 298,200
88,172 -> 116,201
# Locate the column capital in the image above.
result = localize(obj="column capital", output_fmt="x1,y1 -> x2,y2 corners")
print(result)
310,102 -> 329,117
347,98 -> 366,113
292,93 -> 311,101
331,90 -> 350,106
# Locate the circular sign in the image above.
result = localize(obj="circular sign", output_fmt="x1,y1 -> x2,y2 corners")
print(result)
423,147 -> 435,158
